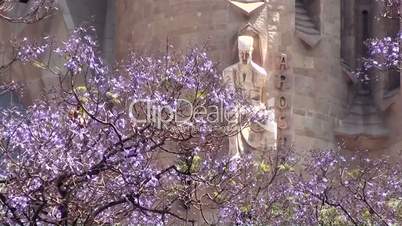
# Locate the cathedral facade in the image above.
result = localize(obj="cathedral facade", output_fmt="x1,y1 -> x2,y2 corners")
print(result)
115,0 -> 402,156
1,0 -> 401,155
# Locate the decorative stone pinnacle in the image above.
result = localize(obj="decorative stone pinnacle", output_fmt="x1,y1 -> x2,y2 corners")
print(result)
228,0 -> 265,16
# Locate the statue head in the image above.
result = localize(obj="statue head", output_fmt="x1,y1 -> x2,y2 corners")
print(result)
238,36 -> 254,65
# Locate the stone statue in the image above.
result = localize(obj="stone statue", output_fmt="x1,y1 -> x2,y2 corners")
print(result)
223,36 -> 272,158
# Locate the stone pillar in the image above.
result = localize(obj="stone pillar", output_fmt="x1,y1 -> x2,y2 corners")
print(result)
103,0 -> 116,63
290,0 -> 346,150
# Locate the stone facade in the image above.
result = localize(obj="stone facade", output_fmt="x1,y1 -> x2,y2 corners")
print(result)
1,0 -> 401,154
339,0 -> 401,157
0,0 -> 115,105
115,0 -> 244,69
115,0 -> 349,152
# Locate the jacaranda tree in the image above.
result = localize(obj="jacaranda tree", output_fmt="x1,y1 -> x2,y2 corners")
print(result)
360,0 -> 401,75
0,1 -> 401,225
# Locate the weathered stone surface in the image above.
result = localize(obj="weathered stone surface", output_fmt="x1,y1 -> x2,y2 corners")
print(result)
1,0 -> 401,153
32,0 -> 402,155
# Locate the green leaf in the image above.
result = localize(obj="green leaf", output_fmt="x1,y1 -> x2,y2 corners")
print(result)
387,198 -> 401,209
32,60 -> 47,69
258,161 -> 270,173
78,96 -> 89,104
176,160 -> 188,173
240,204 -> 251,213
347,169 -> 362,179
196,91 -> 206,99
75,86 -> 87,93
190,155 -> 202,173
106,91 -> 118,99
278,163 -> 293,172
106,91 -> 121,104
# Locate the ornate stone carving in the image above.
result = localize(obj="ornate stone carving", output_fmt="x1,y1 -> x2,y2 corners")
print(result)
275,74 -> 289,90
276,53 -> 292,146
278,113 -> 289,130
239,24 -> 264,66
279,53 -> 288,70
278,96 -> 288,110
224,36 -> 275,158
228,0 -> 265,16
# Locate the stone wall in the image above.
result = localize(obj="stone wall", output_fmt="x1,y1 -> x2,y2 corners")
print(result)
0,9 -> 70,105
115,0 -> 246,69
339,0 -> 402,155
0,0 -> 115,105
285,0 -> 347,151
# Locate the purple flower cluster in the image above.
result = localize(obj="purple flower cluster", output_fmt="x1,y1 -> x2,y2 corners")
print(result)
0,25 -> 270,225
364,34 -> 400,71
351,1 -> 401,81
1,25 -> 402,225
15,37 -> 49,63
55,26 -> 107,76
379,0 -> 401,18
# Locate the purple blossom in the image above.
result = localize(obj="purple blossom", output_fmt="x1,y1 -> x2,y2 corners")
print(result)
0,7 -> 401,223
55,26 -> 107,76
15,37 -> 49,63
